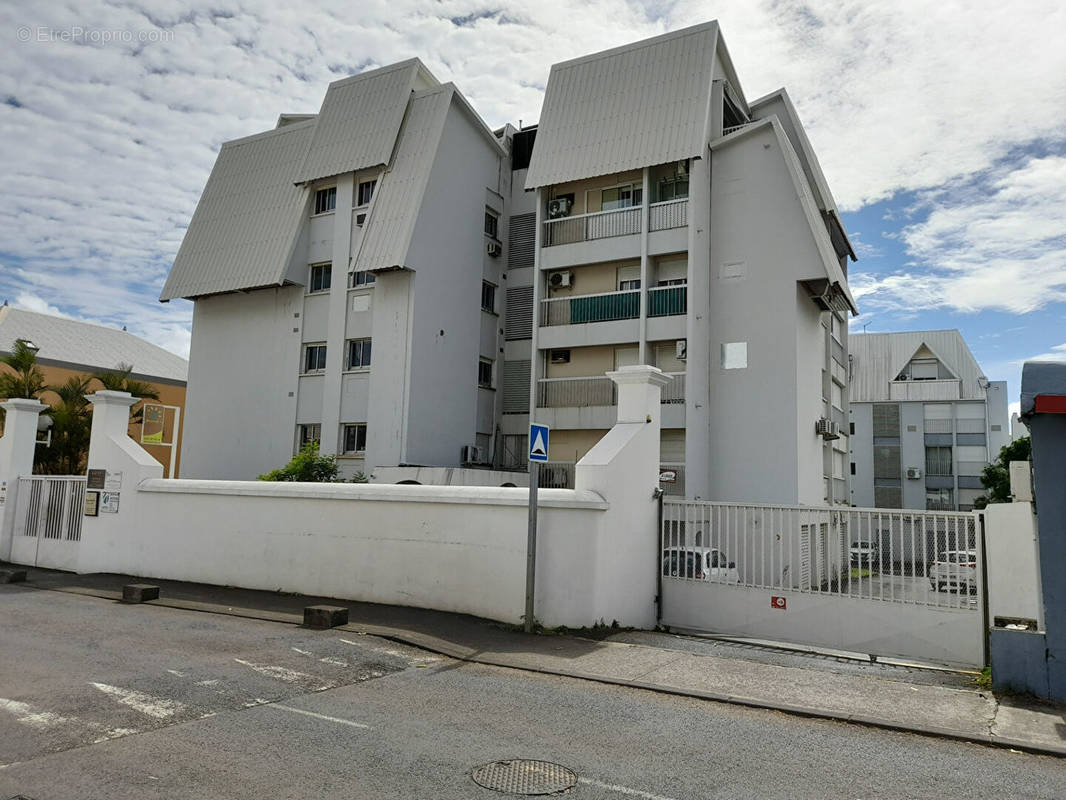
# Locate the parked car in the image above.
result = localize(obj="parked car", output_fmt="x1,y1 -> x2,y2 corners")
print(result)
928,550 -> 978,593
662,547 -> 740,583
849,539 -> 880,567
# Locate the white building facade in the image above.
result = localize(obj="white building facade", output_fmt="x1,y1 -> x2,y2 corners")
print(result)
848,330 -> 1010,511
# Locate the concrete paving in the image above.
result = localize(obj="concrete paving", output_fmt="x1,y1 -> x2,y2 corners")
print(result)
6,564 -> 1066,758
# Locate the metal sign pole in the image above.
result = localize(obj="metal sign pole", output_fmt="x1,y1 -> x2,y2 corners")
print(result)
525,461 -> 539,633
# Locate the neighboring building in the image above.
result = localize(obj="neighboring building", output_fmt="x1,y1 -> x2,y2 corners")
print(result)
0,305 -> 188,476
165,22 -> 858,505
1010,411 -> 1029,442
848,330 -> 1009,511
509,22 -> 857,504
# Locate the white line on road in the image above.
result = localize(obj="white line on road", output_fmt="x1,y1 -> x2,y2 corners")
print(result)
291,647 -> 313,656
90,683 -> 185,719
319,656 -> 349,667
578,777 -> 682,800
166,669 -> 186,677
233,658 -> 318,685
0,697 -> 73,730
269,703 -> 371,729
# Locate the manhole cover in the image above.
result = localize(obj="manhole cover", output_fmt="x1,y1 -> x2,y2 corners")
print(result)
471,759 -> 577,795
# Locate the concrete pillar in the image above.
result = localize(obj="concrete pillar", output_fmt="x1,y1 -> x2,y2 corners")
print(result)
87,391 -> 139,453
0,398 -> 47,560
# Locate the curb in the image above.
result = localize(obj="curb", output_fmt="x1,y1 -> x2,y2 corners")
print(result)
18,579 -> 1066,760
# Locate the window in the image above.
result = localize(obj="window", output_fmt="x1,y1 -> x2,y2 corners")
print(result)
308,262 -> 331,293
617,265 -> 641,291
550,349 -> 571,364
350,270 -> 376,288
342,423 -> 367,454
346,339 -> 371,370
357,179 -> 376,207
314,187 -> 336,215
478,359 -> 494,388
926,487 -> 954,511
484,210 -> 499,239
481,281 -> 496,313
657,176 -> 689,202
926,446 -> 953,476
601,184 -> 642,210
304,343 -> 327,373
297,423 -> 321,449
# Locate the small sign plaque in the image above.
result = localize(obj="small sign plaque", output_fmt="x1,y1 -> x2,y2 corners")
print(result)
100,492 -> 120,514
659,469 -> 677,484
85,491 -> 100,517
771,596 -> 787,610
86,469 -> 106,489
104,471 -> 123,491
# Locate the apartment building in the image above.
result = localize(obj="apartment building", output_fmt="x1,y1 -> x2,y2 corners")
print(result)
162,60 -> 511,479
164,22 -> 858,504
500,22 -> 858,504
848,330 -> 1009,511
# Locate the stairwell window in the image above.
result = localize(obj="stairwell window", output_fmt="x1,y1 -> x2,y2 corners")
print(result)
297,424 -> 321,450
342,423 -> 367,454
314,187 -> 336,215
481,281 -> 496,313
357,179 -> 376,207
350,270 -> 376,288
478,358 -> 494,389
308,262 -> 331,293
304,343 -> 327,373
346,338 -> 372,370
484,209 -> 499,239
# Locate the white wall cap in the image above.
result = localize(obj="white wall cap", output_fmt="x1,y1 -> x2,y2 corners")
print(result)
0,398 -> 47,413
606,365 -> 672,388
85,390 -> 139,408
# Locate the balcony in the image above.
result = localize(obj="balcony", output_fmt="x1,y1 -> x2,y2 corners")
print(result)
647,285 -> 687,317
889,379 -> 961,401
541,289 -> 639,326
543,199 -> 688,246
537,373 -> 685,408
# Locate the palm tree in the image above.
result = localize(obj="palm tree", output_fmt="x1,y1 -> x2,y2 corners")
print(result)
0,340 -> 48,400
91,362 -> 161,424
35,375 -> 92,474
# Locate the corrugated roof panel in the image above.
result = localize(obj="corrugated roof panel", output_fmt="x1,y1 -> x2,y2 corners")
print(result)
295,60 -> 429,184
526,22 -> 719,188
354,87 -> 453,272
0,307 -> 188,382
160,120 -> 315,301
850,331 -> 989,403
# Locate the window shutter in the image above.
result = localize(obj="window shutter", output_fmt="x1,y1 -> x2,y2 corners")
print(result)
503,360 -> 531,413
505,287 -> 534,340
508,213 -> 535,270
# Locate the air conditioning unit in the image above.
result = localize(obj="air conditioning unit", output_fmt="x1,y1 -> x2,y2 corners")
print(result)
547,197 -> 573,219
461,445 -> 484,464
486,240 -> 502,257
355,213 -> 367,226
906,467 -> 923,480
816,418 -> 839,440
675,339 -> 687,361
548,270 -> 572,288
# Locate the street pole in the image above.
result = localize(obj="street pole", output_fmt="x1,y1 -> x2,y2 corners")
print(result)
525,461 -> 539,633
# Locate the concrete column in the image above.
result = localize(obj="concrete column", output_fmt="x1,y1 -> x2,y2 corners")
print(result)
87,391 -> 139,453
684,148 -> 712,500
611,364 -> 672,427
638,167 -> 650,365
0,398 -> 47,560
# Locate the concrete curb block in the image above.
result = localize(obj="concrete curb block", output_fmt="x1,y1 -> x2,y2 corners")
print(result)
23,580 -> 1066,759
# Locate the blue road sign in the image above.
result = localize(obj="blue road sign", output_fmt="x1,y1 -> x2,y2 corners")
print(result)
528,423 -> 550,462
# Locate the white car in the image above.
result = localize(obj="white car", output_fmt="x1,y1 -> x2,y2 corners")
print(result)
662,547 -> 740,583
928,550 -> 978,593
849,540 -> 880,567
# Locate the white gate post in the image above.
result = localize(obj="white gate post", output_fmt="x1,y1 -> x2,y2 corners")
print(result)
0,398 -> 47,561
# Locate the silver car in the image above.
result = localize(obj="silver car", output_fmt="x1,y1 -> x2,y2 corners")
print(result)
928,550 -> 978,593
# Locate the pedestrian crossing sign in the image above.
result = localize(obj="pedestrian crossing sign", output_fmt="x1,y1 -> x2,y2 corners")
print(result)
528,423 -> 550,462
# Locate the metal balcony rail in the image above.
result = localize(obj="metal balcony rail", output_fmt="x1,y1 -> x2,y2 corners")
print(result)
661,501 -> 980,610
543,206 -> 641,246
649,198 -> 688,231
538,461 -> 575,489
541,289 -> 640,326
956,461 -> 988,477
537,376 -> 616,408
661,372 -> 685,404
722,122 -> 755,136
924,419 -> 953,434
955,419 -> 987,434
647,284 -> 687,317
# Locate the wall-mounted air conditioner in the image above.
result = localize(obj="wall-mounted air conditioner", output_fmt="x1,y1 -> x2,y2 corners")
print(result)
355,213 -> 367,226
461,445 -> 484,464
816,418 -> 839,440
548,197 -> 573,218
675,339 -> 687,361
548,270 -> 572,288
486,240 -> 502,257
906,467 -> 923,480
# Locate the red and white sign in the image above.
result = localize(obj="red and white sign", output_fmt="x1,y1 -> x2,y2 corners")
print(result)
771,596 -> 787,610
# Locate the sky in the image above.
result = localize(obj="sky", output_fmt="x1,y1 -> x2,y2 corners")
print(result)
1,0 -> 1065,418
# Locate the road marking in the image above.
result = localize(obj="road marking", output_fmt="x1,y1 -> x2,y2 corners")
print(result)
0,697 -> 73,730
577,777 -> 682,800
196,679 -> 220,686
338,637 -> 440,665
92,726 -> 139,743
269,703 -> 371,729
291,647 -> 313,656
319,656 -> 349,667
166,669 -> 186,677
90,683 -> 185,719
233,658 -> 318,685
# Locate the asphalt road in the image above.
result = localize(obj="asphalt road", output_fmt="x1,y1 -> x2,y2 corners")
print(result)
2,584 -> 1065,799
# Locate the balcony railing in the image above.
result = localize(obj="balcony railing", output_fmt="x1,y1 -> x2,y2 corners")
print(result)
544,206 -> 641,246
537,373 -> 685,408
541,289 -> 639,326
647,285 -> 687,317
538,461 -> 576,489
649,198 -> 688,231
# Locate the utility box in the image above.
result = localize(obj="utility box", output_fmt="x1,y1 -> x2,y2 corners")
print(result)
1010,460 -> 1033,502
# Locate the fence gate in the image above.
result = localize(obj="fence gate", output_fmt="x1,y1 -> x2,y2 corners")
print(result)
660,501 -> 986,668
8,476 -> 86,571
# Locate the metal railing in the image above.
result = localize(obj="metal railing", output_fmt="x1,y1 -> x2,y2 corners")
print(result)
831,478 -> 848,503
16,476 -> 86,542
956,419 -> 987,434
647,285 -> 687,317
649,199 -> 688,231
541,289 -> 640,326
538,462 -> 575,489
957,461 -> 988,477
924,419 -> 953,434
661,372 -> 685,404
722,122 -> 755,136
543,206 -> 641,246
661,501 -> 980,610
537,376 -> 616,408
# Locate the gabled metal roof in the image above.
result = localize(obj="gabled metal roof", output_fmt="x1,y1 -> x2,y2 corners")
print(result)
353,86 -> 454,272
0,306 -> 188,382
525,22 -> 721,188
160,119 -> 315,301
850,330 -> 990,403
294,59 -> 436,185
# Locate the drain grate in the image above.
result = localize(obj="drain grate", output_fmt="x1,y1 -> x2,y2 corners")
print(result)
471,759 -> 577,795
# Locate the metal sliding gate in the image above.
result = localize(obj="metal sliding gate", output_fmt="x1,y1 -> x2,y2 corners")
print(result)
660,500 -> 986,668
8,476 -> 86,571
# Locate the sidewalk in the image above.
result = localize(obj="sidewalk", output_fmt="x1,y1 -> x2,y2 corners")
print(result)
8,565 -> 1066,757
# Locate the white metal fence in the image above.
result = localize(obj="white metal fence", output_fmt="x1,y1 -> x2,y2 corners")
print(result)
649,199 -> 687,231
8,476 -> 86,571
544,206 -> 641,245
537,373 -> 685,408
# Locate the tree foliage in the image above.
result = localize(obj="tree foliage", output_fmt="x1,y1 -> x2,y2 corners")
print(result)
92,362 -> 160,423
976,436 -> 1031,507
35,375 -> 92,474
0,340 -> 48,400
258,441 -> 340,482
